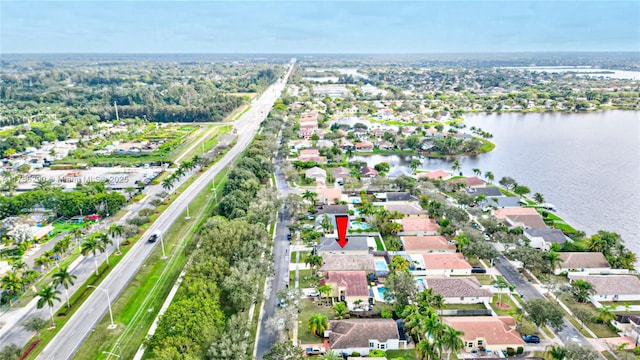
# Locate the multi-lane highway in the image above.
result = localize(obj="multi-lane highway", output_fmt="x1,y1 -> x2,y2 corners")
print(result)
36,59 -> 295,360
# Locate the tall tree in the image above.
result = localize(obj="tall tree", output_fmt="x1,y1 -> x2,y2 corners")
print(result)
571,279 -> 595,303
484,171 -> 494,183
533,192 -> 545,204
544,251 -> 563,274
450,159 -> 461,175
81,235 -> 106,276
307,314 -> 328,337
22,317 -> 48,340
52,266 -> 77,308
472,168 -> 481,177
522,298 -> 565,332
36,285 -> 62,327
108,224 -> 125,254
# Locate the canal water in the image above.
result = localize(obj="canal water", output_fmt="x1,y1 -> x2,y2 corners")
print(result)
353,110 -> 640,258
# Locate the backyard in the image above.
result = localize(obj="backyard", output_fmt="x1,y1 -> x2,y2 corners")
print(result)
297,298 -> 335,344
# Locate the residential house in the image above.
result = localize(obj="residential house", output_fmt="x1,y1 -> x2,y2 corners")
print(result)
569,275 -> 640,302
320,271 -> 370,309
423,277 -> 492,304
355,141 -> 374,151
448,176 -> 486,188
467,187 -> 502,197
385,203 -> 428,218
327,319 -> 407,355
481,197 -> 523,209
360,166 -> 378,178
401,236 -> 456,254
422,253 -> 472,276
332,166 -> 351,181
317,187 -> 344,205
316,140 -> 335,148
417,169 -> 450,181
318,254 -> 375,275
298,148 -> 326,163
384,192 -> 416,203
493,207 -> 546,230
317,235 -> 376,255
555,252 -> 611,275
370,128 -> 386,139
443,316 -> 525,354
400,218 -> 440,236
305,167 -> 327,184
523,228 -> 568,251
316,205 -> 349,215
374,140 -> 394,150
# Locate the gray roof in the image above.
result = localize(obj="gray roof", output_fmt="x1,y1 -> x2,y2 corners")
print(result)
316,205 -> 349,215
329,319 -> 399,350
318,235 -> 372,252
524,228 -> 568,245
481,196 -> 523,208
467,187 -> 503,197
425,277 -> 492,298
385,192 -> 415,202
570,275 -> 640,295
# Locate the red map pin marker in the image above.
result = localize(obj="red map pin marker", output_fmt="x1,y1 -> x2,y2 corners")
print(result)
335,214 -> 349,248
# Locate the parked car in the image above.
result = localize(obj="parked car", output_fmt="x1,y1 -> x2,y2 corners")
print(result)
278,299 -> 286,308
287,233 -> 292,240
522,335 -> 541,343
305,347 -> 326,355
471,267 -> 487,274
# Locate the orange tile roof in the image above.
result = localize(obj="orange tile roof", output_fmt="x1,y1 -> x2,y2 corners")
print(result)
443,316 -> 525,346
417,169 -> 450,180
422,253 -> 472,270
322,271 -> 369,297
493,207 -> 539,220
401,218 -> 439,232
401,236 -> 455,252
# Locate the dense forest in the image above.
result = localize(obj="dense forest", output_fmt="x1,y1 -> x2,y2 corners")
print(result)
0,59 -> 283,125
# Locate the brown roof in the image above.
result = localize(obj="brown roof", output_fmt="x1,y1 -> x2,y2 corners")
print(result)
329,319 -> 399,350
559,252 -> 610,269
360,166 -> 378,176
425,277 -> 492,298
449,176 -> 485,187
386,204 -> 428,216
322,271 -> 369,297
423,253 -> 472,270
332,166 -> 351,178
493,207 -> 539,220
319,254 -> 375,272
569,275 -> 640,295
401,236 -> 455,252
400,218 -> 440,232
317,187 -> 343,203
506,214 -> 547,229
443,316 -> 525,346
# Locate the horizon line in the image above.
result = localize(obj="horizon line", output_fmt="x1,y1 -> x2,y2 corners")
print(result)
2,51 -> 640,56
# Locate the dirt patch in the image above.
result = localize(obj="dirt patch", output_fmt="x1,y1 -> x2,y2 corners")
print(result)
496,302 -> 511,309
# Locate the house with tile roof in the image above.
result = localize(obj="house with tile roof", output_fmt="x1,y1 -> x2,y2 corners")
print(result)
320,271 -> 370,308
417,169 -> 451,180
399,218 -> 440,236
555,252 -> 611,275
443,316 -> 525,354
385,203 -> 428,218
422,253 -> 473,276
423,277 -> 492,304
327,319 -> 407,356
448,176 -> 486,188
318,254 -> 375,274
524,228 -> 569,251
568,275 -> 640,301
401,235 -> 456,253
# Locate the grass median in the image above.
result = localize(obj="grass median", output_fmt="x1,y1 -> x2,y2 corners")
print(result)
73,167 -> 230,360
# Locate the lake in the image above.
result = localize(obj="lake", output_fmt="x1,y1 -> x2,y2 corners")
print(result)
353,110 -> 640,258
503,66 -> 640,80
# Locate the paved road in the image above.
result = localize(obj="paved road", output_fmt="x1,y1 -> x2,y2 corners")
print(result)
255,120 -> 301,358
494,253 -> 591,347
34,60 -> 295,360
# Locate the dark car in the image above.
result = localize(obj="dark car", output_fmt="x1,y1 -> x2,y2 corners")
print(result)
522,335 -> 541,343
471,267 -> 487,274
287,233 -> 292,240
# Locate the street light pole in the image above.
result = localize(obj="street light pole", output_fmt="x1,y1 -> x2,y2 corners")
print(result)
159,232 -> 167,259
88,285 -> 116,329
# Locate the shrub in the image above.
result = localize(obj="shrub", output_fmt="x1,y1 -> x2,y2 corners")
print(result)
149,198 -> 163,207
381,309 -> 393,318
127,216 -> 149,226
506,347 -> 515,356
634,347 -> 640,356
138,208 -> 155,217
516,346 -> 524,354
351,352 -> 360,357
369,350 -> 386,356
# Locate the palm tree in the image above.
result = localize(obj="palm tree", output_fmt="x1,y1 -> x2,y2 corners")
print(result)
410,158 -> 421,174
423,310 -> 445,344
388,221 -> 403,235
472,168 -> 481,177
389,255 -> 410,274
34,178 -> 54,191
544,251 -> 563,274
454,233 -> 470,253
53,235 -> 73,256
493,276 -> 509,305
1,271 -> 23,304
52,266 -> 77,308
533,192 -> 545,204
302,190 -> 317,206
416,339 -> 438,360
316,284 -> 333,305
484,171 -> 494,183
36,285 -> 61,327
586,234 -> 606,253
572,279 -> 595,303
402,305 -> 426,342
96,233 -> 113,266
108,224 -> 125,254
441,325 -> 465,360
308,314 -> 328,337
161,177 -> 175,191
34,255 -> 53,271
10,258 -> 26,272
596,305 -> 616,324
304,254 -> 323,275
451,159 -> 461,175
81,236 -> 106,276
174,167 -> 185,179
547,345 -> 568,360
71,228 -> 84,248
22,317 -> 48,340
333,302 -> 348,319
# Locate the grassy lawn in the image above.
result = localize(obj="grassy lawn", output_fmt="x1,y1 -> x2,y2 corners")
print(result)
291,251 -> 310,264
374,237 -> 386,251
491,293 -> 519,316
600,300 -> 640,306
386,349 -> 418,360
559,294 -> 619,338
466,255 -> 482,268
51,220 -> 90,235
297,298 -> 334,344
442,303 -> 487,310
472,274 -> 495,285
292,269 -> 319,289
72,167 -> 230,360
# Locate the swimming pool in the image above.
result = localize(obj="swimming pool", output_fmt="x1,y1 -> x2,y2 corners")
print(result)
374,259 -> 389,272
350,221 -> 371,230
377,287 -> 389,300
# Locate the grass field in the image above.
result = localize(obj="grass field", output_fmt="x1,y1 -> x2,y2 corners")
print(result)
386,349 -> 418,360
297,298 -> 334,344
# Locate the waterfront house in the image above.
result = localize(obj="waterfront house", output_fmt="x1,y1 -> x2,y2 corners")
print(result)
555,252 -> 611,275
360,166 -> 378,178
448,176 -> 486,188
523,228 -> 568,251
417,169 -> 451,181
443,316 -> 525,354
568,275 -> 640,302
327,319 -> 407,355
355,141 -> 374,151
423,277 -> 492,304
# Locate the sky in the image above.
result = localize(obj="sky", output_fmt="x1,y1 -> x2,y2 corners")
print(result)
1,1 -> 639,54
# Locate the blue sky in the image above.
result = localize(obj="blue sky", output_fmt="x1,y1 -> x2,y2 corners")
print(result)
1,1 -> 639,53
